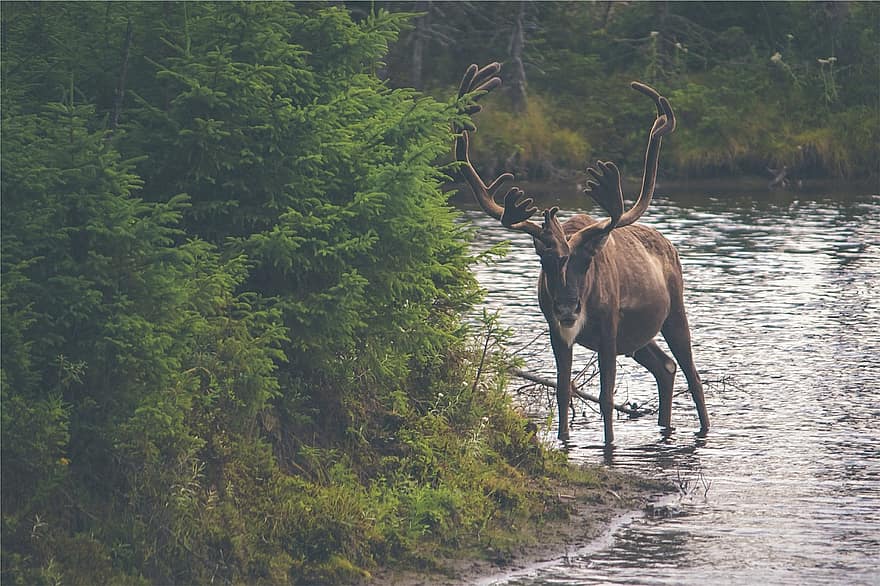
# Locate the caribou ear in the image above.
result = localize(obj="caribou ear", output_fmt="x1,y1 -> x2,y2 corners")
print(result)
575,228 -> 610,259
533,235 -> 550,256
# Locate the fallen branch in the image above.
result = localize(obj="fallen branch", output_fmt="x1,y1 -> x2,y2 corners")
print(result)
511,368 -> 651,417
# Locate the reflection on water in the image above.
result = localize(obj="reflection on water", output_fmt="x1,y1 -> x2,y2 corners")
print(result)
461,185 -> 880,585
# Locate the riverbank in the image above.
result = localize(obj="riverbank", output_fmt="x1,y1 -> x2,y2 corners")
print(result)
448,176 -> 878,210
368,465 -> 671,585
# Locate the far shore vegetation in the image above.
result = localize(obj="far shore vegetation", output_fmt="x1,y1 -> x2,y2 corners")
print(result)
384,1 -> 878,183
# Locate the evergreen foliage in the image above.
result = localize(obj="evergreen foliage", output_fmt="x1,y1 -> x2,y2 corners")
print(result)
2,3 -> 574,583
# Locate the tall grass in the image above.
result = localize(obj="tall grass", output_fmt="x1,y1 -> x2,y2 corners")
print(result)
470,94 -> 590,180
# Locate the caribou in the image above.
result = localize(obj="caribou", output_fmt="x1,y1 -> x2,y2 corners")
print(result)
454,63 -> 709,444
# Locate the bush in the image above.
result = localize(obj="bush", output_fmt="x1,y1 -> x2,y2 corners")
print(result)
1,4 -> 570,583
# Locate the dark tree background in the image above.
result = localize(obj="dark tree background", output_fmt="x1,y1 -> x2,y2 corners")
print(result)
375,0 -> 878,180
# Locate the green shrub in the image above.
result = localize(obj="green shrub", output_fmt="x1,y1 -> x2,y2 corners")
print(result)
1,4 -> 573,584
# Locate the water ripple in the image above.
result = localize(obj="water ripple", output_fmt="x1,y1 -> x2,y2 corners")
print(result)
465,187 -> 880,584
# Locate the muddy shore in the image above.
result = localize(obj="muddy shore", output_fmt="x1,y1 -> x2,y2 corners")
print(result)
369,467 -> 672,586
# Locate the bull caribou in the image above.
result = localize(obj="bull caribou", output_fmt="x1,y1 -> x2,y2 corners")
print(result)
454,63 -> 709,444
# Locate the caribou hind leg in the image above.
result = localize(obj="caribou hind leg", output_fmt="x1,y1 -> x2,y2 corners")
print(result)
661,307 -> 710,435
632,340 -> 677,430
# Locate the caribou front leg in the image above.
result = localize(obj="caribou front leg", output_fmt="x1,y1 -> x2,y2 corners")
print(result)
597,335 -> 618,445
550,332 -> 575,441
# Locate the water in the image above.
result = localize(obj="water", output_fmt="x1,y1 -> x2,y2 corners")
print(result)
460,182 -> 880,585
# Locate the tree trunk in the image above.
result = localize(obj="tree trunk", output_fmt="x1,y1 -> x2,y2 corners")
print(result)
411,0 -> 431,89
110,18 -> 133,132
507,1 -> 528,113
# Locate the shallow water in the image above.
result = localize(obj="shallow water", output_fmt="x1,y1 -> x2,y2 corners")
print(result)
461,183 -> 880,585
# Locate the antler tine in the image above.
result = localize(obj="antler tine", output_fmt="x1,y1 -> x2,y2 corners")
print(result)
459,64 -> 479,98
632,82 -> 676,137
501,188 -> 538,228
459,62 -> 502,99
454,63 -> 544,240
659,96 -> 676,134
614,81 -> 676,228
584,161 -> 624,231
630,82 -> 662,112
454,62 -> 501,133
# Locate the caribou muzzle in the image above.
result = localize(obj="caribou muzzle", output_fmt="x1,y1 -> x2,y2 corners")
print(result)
554,298 -> 581,327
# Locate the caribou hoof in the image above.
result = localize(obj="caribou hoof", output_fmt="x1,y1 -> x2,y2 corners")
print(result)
695,426 -> 709,438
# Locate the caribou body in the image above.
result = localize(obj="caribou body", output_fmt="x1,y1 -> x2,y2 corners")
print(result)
455,63 -> 709,444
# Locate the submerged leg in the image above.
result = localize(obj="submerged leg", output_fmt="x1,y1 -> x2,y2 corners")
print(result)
632,340 -> 677,429
597,346 -> 617,445
662,308 -> 709,435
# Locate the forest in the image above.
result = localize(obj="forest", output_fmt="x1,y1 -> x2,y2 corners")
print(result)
377,0 -> 878,182
1,2 -> 877,584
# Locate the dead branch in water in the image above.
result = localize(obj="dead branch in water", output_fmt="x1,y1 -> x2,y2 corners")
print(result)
510,368 -> 651,418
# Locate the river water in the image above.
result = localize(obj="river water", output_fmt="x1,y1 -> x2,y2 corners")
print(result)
460,181 -> 880,585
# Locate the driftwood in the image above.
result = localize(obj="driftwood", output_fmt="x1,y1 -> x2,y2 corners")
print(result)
767,165 -> 789,189
511,368 -> 650,417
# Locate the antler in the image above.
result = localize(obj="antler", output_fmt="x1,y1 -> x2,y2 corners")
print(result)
454,63 -> 544,239
620,82 -> 675,227
454,69 -> 675,249
584,160 -> 624,230
569,81 -> 676,248
501,187 -> 537,227
454,62 -> 503,131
